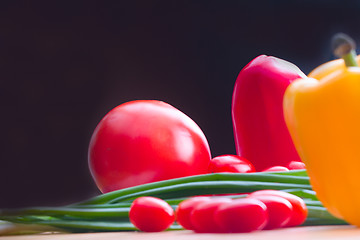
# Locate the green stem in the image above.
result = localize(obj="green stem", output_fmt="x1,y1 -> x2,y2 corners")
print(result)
304,206 -> 348,225
331,33 -> 358,67
283,189 -> 318,200
1,218 -> 183,233
303,218 -> 348,226
343,50 -> 358,67
75,171 -> 309,205
1,207 -> 130,219
1,204 -> 346,233
106,181 -> 312,204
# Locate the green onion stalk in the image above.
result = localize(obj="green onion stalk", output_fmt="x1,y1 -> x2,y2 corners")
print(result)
0,170 -> 348,235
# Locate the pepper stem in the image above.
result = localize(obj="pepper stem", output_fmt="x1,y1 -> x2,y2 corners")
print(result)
331,33 -> 358,67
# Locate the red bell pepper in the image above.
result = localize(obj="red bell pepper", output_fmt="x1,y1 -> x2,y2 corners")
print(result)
231,55 -> 305,171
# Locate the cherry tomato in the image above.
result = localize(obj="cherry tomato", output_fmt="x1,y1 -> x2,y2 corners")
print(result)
208,155 -> 255,173
129,196 -> 175,232
262,166 -> 289,172
288,161 -> 306,170
214,198 -> 268,233
190,198 -> 232,233
249,190 -> 308,227
175,197 -> 211,230
88,100 -> 211,193
249,195 -> 292,229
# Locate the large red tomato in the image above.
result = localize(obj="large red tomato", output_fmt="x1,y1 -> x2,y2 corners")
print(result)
88,100 -> 211,193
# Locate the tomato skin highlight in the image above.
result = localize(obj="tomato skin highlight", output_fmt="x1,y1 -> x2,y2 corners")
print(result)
249,190 -> 308,227
262,166 -> 289,172
208,155 -> 255,173
287,161 -> 306,170
88,100 -> 211,193
129,197 -> 175,232
249,195 -> 293,229
214,198 -> 268,233
175,197 -> 211,230
190,198 -> 232,233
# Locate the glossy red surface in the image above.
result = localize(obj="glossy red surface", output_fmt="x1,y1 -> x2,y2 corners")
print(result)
129,196 -> 175,232
249,190 -> 308,227
190,198 -> 232,233
208,154 -> 255,173
214,198 -> 268,233
249,195 -> 293,230
88,100 -> 211,193
232,55 -> 305,171
176,197 -> 211,230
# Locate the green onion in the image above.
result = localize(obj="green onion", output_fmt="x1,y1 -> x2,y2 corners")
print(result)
77,171 -> 310,205
1,207 -> 130,219
0,170 -> 348,235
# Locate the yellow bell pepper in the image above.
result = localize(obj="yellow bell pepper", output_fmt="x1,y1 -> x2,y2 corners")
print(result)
283,33 -> 360,226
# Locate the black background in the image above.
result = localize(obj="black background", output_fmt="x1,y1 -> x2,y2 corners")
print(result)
1,0 -> 359,208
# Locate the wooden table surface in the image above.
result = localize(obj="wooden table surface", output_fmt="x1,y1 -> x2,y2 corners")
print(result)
1,226 -> 360,240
